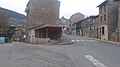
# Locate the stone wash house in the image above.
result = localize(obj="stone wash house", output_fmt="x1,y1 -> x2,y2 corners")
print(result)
97,0 -> 119,40
25,0 -> 62,44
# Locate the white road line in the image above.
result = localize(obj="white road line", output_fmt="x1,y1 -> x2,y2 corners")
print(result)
81,40 -> 85,42
85,55 -> 107,67
76,40 -> 80,42
71,40 -> 75,42
71,40 -> 97,42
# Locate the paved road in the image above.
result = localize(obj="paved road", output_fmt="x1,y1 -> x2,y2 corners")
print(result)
0,34 -> 120,67
0,42 -> 75,67
63,34 -> 120,67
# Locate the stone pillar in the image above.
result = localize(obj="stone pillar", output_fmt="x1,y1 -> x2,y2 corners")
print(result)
46,29 -> 48,38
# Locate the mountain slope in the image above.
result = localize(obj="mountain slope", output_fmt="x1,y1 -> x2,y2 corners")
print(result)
0,7 -> 26,19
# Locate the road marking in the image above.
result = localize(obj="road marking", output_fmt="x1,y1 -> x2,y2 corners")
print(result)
81,40 -> 85,41
71,40 -> 75,42
85,55 -> 107,67
76,40 -> 80,42
71,39 -> 97,42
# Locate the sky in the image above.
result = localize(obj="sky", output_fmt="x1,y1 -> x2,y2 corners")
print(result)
0,0 -> 105,19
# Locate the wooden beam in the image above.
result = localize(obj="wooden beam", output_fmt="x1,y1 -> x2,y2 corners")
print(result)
46,28 -> 48,38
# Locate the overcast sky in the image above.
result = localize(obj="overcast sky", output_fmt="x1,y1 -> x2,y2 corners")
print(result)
0,0 -> 105,19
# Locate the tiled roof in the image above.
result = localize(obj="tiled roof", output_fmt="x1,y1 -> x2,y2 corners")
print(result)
30,24 -> 62,30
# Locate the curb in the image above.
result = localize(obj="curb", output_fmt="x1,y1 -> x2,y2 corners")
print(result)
84,37 -> 120,45
58,42 -> 74,45
46,41 -> 74,45
97,40 -> 120,45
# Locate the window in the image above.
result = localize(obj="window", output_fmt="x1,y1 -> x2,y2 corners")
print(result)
104,14 -> 106,21
100,8 -> 102,13
104,5 -> 106,11
100,27 -> 101,33
102,26 -> 105,35
100,16 -> 102,22
93,19 -> 95,23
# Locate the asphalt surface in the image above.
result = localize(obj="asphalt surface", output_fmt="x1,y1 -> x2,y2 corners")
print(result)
0,34 -> 120,67
0,42 -> 75,67
63,34 -> 120,67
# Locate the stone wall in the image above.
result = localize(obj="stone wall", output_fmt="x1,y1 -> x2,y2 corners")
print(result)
81,18 -> 89,37
29,29 -> 50,44
107,1 -> 119,40
26,0 -> 60,29
118,3 -> 120,42
69,12 -> 84,35
36,38 -> 50,44
89,16 -> 99,38
98,0 -> 119,40
110,32 -> 119,42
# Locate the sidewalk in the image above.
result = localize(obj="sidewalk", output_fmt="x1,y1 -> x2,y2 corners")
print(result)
83,36 -> 120,45
46,38 -> 74,45
47,41 -> 74,45
46,34 -> 74,45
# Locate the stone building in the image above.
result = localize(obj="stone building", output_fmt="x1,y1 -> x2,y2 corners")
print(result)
25,0 -> 60,28
57,16 -> 69,33
25,0 -> 62,44
12,25 -> 26,42
116,1 -> 120,42
76,20 -> 85,36
67,12 -> 84,35
89,15 -> 99,38
76,17 -> 90,37
65,20 -> 71,34
97,0 -> 119,40
76,15 -> 99,38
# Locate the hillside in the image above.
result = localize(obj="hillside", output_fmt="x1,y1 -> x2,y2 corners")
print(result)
0,7 -> 26,19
